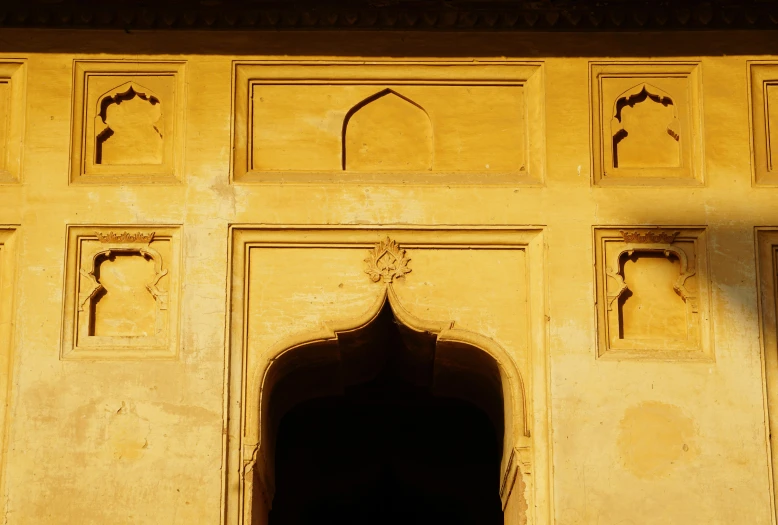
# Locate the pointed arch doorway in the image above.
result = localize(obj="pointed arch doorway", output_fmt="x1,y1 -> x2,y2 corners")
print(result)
269,294 -> 505,525
224,228 -> 551,525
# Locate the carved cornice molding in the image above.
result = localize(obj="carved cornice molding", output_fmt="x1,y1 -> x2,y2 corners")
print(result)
2,1 -> 778,31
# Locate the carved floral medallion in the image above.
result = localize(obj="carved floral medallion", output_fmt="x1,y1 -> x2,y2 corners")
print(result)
364,237 -> 411,283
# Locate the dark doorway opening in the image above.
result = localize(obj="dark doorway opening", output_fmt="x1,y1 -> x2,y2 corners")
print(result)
267,306 -> 504,525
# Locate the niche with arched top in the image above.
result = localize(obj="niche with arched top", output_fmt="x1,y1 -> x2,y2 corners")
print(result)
62,226 -> 181,359
76,240 -> 170,344
592,63 -> 702,183
89,252 -> 158,337
70,62 -> 183,182
611,83 -> 681,169
617,252 -> 688,340
343,89 -> 433,171
596,227 -> 710,358
95,82 -> 164,166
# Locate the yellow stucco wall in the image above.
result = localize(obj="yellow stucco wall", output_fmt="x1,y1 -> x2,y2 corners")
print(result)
0,29 -> 777,524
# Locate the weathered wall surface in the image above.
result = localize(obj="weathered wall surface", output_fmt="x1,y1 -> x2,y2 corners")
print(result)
0,29 -> 777,524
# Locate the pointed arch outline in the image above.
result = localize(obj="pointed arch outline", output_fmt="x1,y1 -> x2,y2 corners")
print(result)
244,283 -> 528,443
239,282 -> 531,522
78,243 -> 167,312
612,83 -> 678,120
94,81 -> 164,165
610,82 -> 681,143
95,80 -> 163,128
341,88 -> 434,171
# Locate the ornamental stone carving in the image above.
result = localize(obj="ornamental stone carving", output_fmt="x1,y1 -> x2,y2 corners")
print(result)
364,237 -> 412,283
61,225 -> 181,359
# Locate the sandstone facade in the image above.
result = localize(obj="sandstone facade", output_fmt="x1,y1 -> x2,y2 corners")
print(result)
0,28 -> 776,524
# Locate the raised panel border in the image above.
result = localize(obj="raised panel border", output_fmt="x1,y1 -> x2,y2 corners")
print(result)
748,61 -> 778,186
223,225 -> 552,525
69,60 -> 186,185
59,224 -> 183,360
0,228 -> 18,506
755,228 -> 778,521
589,61 -> 704,187
0,61 -> 25,183
593,226 -> 714,360
231,60 -> 546,185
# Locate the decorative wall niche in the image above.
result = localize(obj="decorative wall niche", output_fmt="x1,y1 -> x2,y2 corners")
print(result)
590,62 -> 703,185
343,89 -> 433,171
749,63 -> 778,185
0,62 -> 25,183
61,226 -> 181,359
70,61 -> 185,184
594,227 -> 712,359
232,61 -> 544,184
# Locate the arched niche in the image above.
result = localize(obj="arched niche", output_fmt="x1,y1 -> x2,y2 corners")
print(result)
94,81 -> 164,165
342,89 -> 434,171
610,83 -> 681,169
239,284 -> 531,525
77,240 -> 168,341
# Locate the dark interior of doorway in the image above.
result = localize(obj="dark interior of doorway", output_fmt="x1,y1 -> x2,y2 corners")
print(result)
268,307 -> 504,525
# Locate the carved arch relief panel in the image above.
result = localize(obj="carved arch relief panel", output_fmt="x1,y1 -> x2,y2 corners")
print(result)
343,89 -> 433,171
225,227 -> 551,525
749,63 -> 778,185
70,61 -> 185,184
233,61 -> 545,184
591,62 -> 703,185
61,226 -> 181,359
594,227 -> 712,359
0,62 -> 25,183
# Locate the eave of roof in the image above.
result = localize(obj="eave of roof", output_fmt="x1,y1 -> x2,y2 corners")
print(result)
1,0 -> 777,31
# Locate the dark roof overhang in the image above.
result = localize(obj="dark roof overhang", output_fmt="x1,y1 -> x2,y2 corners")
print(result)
0,0 -> 777,31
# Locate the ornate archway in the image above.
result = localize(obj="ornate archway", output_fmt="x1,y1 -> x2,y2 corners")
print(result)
224,228 -> 549,525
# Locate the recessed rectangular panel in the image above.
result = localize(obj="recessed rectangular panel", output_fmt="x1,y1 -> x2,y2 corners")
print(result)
750,64 -> 778,184
590,62 -> 703,186
0,63 -> 25,183
756,229 -> 778,517
0,81 -> 9,170
70,61 -> 186,184
251,84 -> 525,173
233,62 -> 544,184
767,84 -> 778,171
61,225 -> 182,359
594,227 -> 712,359
0,229 -> 16,496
